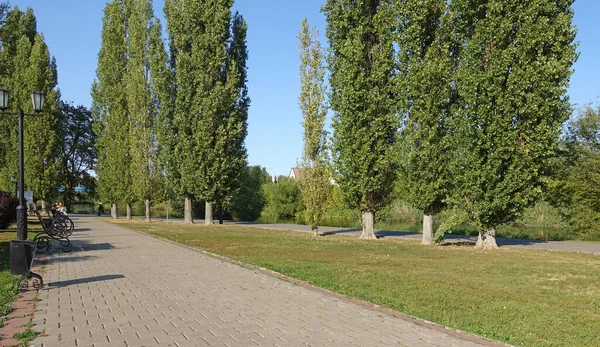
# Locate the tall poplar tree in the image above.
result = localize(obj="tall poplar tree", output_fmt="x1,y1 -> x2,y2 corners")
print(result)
297,18 -> 330,237
0,6 -> 59,208
24,34 -> 59,208
125,0 -> 163,222
93,0 -> 129,219
164,0 -> 248,224
323,0 -> 399,239
149,17 -> 176,216
450,0 -> 577,249
164,0 -> 208,223
199,11 -> 249,225
396,0 -> 454,245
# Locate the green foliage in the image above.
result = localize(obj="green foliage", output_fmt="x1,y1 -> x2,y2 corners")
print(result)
547,105 -> 600,238
323,0 -> 399,216
262,177 -> 304,220
125,0 -> 164,211
449,0 -> 578,233
0,190 -> 18,229
55,101 -> 97,210
149,17 -> 176,197
93,0 -> 130,206
297,19 -> 330,231
0,5 -> 59,202
229,165 -> 271,221
396,0 -> 453,217
164,1 -> 249,216
13,325 -> 40,342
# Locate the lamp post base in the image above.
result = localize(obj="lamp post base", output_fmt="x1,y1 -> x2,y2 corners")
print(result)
16,205 -> 28,240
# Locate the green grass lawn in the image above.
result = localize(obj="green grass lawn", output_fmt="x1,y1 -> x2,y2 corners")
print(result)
109,219 -> 600,347
0,218 -> 44,317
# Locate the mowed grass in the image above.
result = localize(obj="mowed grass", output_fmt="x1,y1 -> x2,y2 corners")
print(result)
0,218 -> 44,316
109,220 -> 600,346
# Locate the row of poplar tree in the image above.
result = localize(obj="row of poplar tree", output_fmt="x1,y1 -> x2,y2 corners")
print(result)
0,4 -> 97,211
93,0 -> 249,224
297,0 -> 578,249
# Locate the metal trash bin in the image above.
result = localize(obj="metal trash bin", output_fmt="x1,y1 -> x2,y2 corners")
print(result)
10,240 -> 43,290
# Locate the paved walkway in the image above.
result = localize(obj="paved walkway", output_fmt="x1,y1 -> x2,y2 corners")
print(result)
31,216 -> 497,347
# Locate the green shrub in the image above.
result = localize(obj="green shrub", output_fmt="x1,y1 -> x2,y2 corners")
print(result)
262,177 -> 304,220
0,191 -> 18,229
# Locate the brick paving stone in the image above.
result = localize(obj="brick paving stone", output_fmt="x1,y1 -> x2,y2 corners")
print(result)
29,216 -> 496,347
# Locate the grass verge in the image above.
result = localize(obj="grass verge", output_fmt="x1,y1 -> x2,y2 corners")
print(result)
0,218 -> 44,317
108,219 -> 600,347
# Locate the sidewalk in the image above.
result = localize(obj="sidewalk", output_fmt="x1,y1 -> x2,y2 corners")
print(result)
31,216 -> 500,346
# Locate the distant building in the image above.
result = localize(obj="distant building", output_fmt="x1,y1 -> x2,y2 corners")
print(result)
289,167 -> 304,180
288,167 -> 336,185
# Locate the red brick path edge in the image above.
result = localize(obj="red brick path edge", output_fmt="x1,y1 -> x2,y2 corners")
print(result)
123,224 -> 513,347
0,255 -> 47,347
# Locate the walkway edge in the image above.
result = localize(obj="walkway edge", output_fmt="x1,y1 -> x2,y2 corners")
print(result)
102,219 -> 513,347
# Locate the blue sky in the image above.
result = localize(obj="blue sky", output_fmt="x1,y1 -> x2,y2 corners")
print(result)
12,0 -> 600,177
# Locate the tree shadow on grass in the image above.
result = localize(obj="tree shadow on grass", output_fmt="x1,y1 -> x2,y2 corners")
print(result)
320,228 -> 361,236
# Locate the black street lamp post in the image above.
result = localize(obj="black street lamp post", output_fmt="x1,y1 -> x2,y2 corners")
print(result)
0,88 -> 45,240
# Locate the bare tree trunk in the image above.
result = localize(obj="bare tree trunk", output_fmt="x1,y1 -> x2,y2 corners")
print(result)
126,203 -> 132,220
483,228 -> 498,250
40,200 -> 46,214
111,203 -> 118,219
422,211 -> 434,245
312,226 -> 318,237
184,194 -> 193,224
145,199 -> 151,223
205,202 -> 213,225
360,211 -> 377,240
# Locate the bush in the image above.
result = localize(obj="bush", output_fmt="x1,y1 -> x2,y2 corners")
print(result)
0,191 -> 18,229
230,166 -> 271,222
262,177 -> 304,220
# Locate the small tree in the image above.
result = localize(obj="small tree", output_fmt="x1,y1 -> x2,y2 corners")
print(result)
297,18 -> 330,236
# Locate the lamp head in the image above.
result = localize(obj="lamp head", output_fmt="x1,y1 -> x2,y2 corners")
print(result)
0,89 -> 8,111
31,91 -> 44,113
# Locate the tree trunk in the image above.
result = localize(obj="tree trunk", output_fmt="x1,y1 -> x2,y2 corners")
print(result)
184,194 -> 193,224
483,228 -> 498,250
40,200 -> 46,213
111,203 -> 118,219
312,226 -> 318,237
360,211 -> 377,240
205,202 -> 213,225
64,199 -> 71,213
475,231 -> 483,249
145,199 -> 151,223
126,203 -> 132,220
422,211 -> 434,245
475,229 -> 498,250
218,204 -> 223,224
